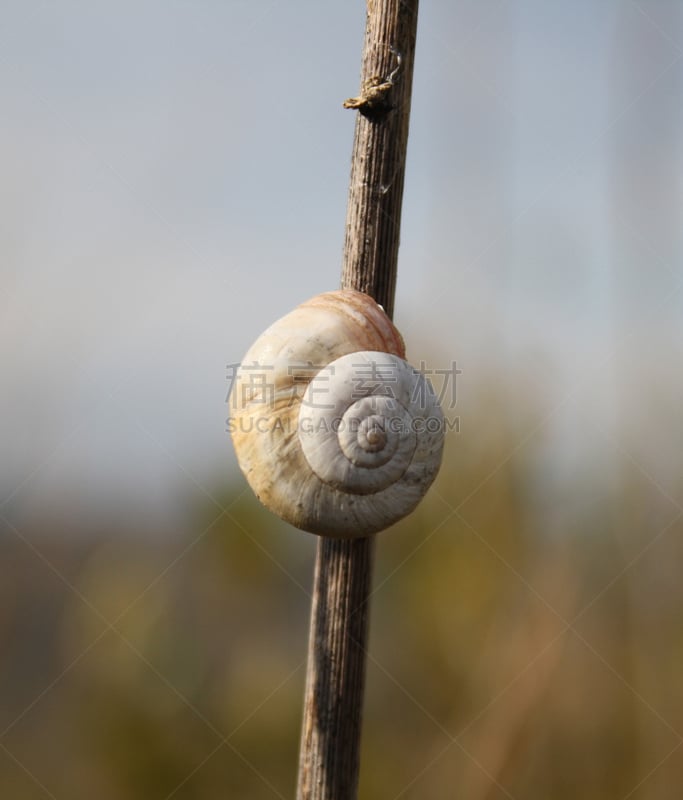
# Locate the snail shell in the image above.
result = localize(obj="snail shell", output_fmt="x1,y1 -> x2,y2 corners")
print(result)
229,290 -> 444,537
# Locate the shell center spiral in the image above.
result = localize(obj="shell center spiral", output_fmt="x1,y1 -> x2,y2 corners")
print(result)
298,353 -> 420,494
362,416 -> 386,451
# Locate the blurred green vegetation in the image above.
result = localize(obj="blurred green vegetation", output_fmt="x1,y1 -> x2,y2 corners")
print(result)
1,384 -> 681,799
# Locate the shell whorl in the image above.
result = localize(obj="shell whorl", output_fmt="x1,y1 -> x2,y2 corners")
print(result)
230,290 -> 444,538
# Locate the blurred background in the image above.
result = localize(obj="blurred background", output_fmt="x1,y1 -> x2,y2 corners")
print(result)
2,1 -> 682,797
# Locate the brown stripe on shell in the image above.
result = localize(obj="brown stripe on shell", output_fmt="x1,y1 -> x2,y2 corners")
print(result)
304,290 -> 405,359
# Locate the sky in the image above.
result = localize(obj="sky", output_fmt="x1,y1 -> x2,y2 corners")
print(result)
1,0 -> 682,529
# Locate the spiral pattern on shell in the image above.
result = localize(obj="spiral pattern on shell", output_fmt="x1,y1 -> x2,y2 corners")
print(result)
229,290 -> 444,537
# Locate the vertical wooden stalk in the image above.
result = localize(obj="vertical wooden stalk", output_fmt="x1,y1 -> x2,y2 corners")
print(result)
296,2 -> 419,799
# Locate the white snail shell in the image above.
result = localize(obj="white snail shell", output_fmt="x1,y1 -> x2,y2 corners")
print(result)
230,290 -> 444,537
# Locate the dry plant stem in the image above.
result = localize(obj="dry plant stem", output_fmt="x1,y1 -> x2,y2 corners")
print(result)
342,1 -> 419,318
297,1 -> 419,799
